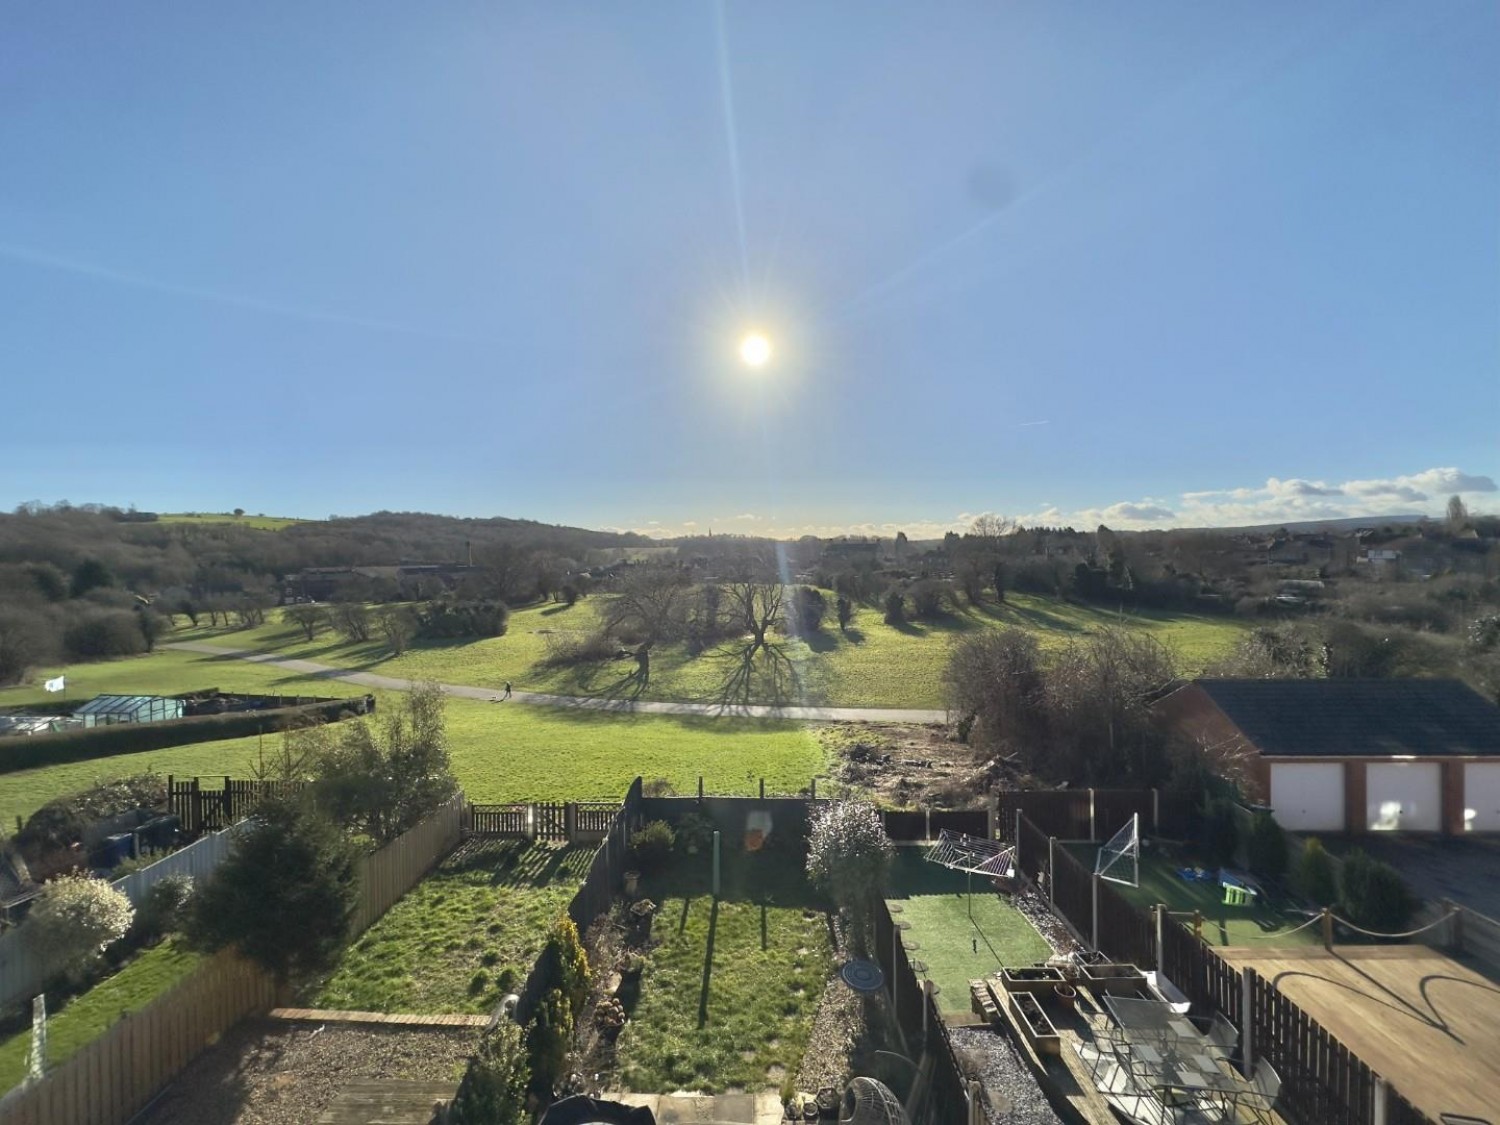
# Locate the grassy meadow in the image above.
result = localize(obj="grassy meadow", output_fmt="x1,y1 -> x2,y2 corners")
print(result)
155,512 -> 307,531
0,647 -> 826,826
167,590 -> 1247,711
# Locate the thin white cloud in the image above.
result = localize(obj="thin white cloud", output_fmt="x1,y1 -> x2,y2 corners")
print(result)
624,466 -> 1496,540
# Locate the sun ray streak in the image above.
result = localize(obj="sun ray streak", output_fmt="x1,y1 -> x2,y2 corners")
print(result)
0,242 -> 481,342
714,0 -> 752,297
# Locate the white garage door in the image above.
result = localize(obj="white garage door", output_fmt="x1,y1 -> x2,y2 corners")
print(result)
1465,763 -> 1500,832
1270,763 -> 1344,831
1367,762 -> 1441,831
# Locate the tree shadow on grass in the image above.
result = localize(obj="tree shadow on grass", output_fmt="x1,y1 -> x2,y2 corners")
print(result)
698,898 -> 719,1028
701,641 -> 802,708
443,838 -> 593,888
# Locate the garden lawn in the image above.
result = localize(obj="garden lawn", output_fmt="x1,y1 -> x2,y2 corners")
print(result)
1063,844 -> 1322,948
311,840 -> 591,1014
0,941 -> 201,1094
885,848 -> 1051,1013
0,648 -> 827,826
615,849 -> 833,1095
164,591 -> 1247,710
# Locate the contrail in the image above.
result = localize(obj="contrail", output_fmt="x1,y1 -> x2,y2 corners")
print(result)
714,0 -> 752,297
0,241 -> 481,342
1013,420 -> 1050,428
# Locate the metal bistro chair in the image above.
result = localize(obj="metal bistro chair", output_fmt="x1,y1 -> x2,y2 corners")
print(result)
1223,1059 -> 1282,1125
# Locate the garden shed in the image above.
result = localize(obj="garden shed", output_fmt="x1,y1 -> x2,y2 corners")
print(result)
74,694 -> 185,727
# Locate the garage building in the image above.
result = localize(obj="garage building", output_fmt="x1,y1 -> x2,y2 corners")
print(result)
1155,678 -> 1500,835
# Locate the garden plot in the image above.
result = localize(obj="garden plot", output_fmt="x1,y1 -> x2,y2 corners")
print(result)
310,839 -> 592,1014
612,847 -> 834,1095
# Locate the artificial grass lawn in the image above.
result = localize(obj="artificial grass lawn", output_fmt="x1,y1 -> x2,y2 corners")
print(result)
885,848 -> 1051,1013
615,849 -> 833,1095
1063,843 -> 1322,949
311,840 -> 591,1014
0,940 -> 201,1094
167,591 -> 1247,711
0,648 -> 828,827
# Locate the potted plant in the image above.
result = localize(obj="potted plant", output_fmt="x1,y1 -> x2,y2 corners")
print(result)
1053,982 -> 1077,1013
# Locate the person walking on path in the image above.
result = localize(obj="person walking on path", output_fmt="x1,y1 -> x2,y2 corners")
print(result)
503,681 -> 513,700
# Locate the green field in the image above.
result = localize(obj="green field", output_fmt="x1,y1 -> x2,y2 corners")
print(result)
0,941 -> 201,1093
615,849 -> 833,1094
885,848 -> 1051,1013
311,840 -> 591,1014
168,591 -> 1246,711
1064,844 -> 1321,948
0,648 -> 827,827
155,512 -> 308,530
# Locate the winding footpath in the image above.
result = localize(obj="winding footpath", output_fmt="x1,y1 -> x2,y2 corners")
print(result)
164,641 -> 948,724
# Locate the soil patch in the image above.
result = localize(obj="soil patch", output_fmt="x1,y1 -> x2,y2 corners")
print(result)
135,1018 -> 478,1125
820,723 -> 1028,807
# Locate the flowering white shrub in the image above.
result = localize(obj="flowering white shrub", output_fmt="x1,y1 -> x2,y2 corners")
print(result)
27,874 -> 135,978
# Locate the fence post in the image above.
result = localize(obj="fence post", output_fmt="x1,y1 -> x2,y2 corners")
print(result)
698,776 -> 704,801
924,807 -> 931,842
759,778 -> 765,799
811,778 -> 816,800
1446,899 -> 1464,953
922,978 -> 932,1038
1091,872 -> 1100,953
1152,788 -> 1160,834
1089,788 -> 1096,841
1373,1075 -> 1389,1125
565,803 -> 578,842
967,1080 -> 984,1125
1155,904 -> 1166,975
1321,907 -> 1334,951
891,920 -> 901,1028
1047,838 -> 1056,905
1240,969 -> 1254,1078
987,795 -> 996,841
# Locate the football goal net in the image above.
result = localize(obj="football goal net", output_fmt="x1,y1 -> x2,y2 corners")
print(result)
1096,813 -> 1140,887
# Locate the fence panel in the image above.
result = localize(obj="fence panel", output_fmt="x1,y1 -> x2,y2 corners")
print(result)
1159,918 -> 1241,1027
468,803 -> 531,837
1016,814 -> 1049,883
534,802 -> 567,841
1050,844 -> 1092,942
1249,971 -> 1374,1125
881,810 -> 927,842
1093,790 -> 1153,840
927,809 -> 987,839
996,790 -> 1091,840
350,796 -> 465,935
574,802 -> 621,836
1095,881 -> 1154,967
0,947 -> 277,1125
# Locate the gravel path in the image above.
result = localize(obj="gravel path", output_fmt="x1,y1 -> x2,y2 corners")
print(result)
135,1019 -> 478,1125
165,642 -> 948,724
949,1027 -> 1064,1125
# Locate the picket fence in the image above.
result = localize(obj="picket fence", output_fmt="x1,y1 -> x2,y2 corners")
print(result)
0,795 -> 465,1125
0,822 -> 250,1011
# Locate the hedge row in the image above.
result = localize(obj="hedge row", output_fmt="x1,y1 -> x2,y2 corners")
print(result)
0,696 -> 374,774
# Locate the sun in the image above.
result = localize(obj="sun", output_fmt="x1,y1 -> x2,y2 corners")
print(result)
739,332 -> 772,368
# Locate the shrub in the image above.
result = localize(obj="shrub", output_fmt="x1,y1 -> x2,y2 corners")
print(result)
1246,812 -> 1288,880
630,820 -> 676,874
135,874 -> 194,940
1337,849 -> 1417,933
909,580 -> 951,620
27,874 -> 135,980
545,915 -> 591,1021
641,777 -> 677,797
674,810 -> 715,854
63,609 -> 147,659
1296,838 -> 1338,906
836,595 -> 854,631
451,1019 -> 530,1125
527,988 -> 573,1094
539,629 -> 617,668
788,587 -> 827,636
883,591 -> 905,625
806,801 -> 892,953
185,797 -> 359,983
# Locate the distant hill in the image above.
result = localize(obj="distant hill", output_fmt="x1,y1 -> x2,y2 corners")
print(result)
1178,514 -> 1428,535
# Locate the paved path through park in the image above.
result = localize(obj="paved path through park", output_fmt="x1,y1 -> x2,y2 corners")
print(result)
165,642 -> 948,724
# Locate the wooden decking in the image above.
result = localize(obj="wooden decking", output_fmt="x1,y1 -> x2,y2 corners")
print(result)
315,1078 -> 462,1124
1218,944 -> 1500,1122
270,1007 -> 491,1028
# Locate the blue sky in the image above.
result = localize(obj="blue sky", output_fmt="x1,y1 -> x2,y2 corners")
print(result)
2,1 -> 1496,537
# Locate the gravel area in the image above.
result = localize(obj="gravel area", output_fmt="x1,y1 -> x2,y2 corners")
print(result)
949,1027 -> 1064,1125
1012,887 -> 1078,955
136,1018 -> 479,1125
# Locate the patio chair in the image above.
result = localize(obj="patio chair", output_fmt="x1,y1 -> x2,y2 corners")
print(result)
1223,1059 -> 1282,1125
1188,1012 -> 1240,1062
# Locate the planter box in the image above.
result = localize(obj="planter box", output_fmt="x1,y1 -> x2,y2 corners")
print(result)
999,965 -> 1067,995
1080,963 -> 1147,994
1009,991 -> 1062,1056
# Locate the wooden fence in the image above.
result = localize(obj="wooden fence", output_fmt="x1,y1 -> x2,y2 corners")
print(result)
0,797 -> 467,1125
166,776 -> 306,837
0,822 -> 253,1011
872,898 -> 971,1125
1011,811 -> 1438,1125
465,800 -> 625,842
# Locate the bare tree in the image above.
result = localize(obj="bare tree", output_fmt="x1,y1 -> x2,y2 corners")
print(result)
1447,494 -> 1470,535
603,565 -> 690,643
284,603 -> 329,642
723,558 -> 785,648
